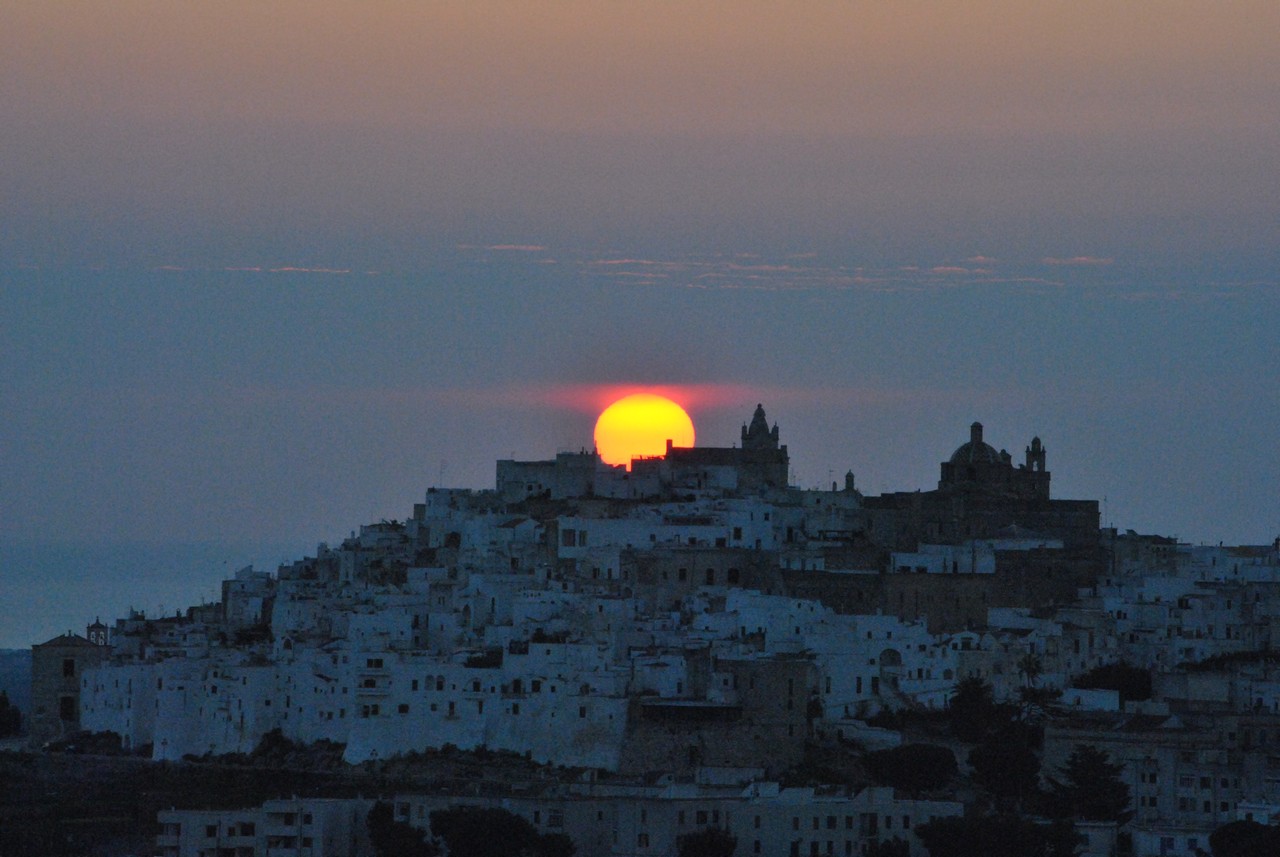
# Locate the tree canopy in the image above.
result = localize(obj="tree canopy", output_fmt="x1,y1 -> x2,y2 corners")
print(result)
430,806 -> 575,857
367,801 -> 439,857
1046,745 -> 1132,824
916,814 -> 1080,857
968,735 -> 1041,809
0,692 -> 21,738
948,678 -> 1012,742
677,826 -> 737,857
865,743 -> 958,795
1209,820 -> 1280,857
865,838 -> 910,857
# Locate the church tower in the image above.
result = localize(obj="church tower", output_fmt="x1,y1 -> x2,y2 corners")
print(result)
741,404 -> 780,451
86,619 -> 109,647
1023,436 -> 1050,498
1025,437 -> 1046,472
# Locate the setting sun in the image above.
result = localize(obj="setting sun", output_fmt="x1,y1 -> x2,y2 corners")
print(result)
594,393 -> 695,468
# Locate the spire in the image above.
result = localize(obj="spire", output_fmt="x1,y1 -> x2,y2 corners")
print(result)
742,404 -> 779,451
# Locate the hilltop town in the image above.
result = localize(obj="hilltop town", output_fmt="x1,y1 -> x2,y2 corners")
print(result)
25,407 -> 1280,857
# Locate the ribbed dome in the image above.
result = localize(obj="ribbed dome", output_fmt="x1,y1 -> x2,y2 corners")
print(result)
949,440 -> 1002,466
949,421 -> 1001,465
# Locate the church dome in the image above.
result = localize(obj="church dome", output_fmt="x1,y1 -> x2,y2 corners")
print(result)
948,422 -> 1001,466
949,440 -> 1002,465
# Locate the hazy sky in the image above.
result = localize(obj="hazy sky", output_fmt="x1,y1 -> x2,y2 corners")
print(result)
3,3 -> 1279,643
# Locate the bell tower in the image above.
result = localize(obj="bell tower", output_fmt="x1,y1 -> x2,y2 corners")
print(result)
1025,437 -> 1045,472
741,404 -> 780,451
86,618 -> 109,647
1022,436 -> 1050,498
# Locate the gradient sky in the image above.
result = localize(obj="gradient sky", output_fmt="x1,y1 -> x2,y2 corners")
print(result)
3,3 -> 1279,643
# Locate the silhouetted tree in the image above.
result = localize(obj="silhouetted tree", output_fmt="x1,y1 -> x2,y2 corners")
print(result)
969,735 -> 1041,809
430,806 -> 575,857
866,837 -> 911,857
916,814 -> 1082,857
367,801 -> 439,857
1017,685 -> 1063,721
948,678 -> 1004,742
865,743 -> 958,795
677,826 -> 737,857
1018,654 -> 1044,688
1047,745 -> 1132,824
0,691 -> 21,737
539,833 -> 576,857
1209,819 -> 1280,857
1044,819 -> 1086,857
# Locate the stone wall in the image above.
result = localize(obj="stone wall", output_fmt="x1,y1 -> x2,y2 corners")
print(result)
29,634 -> 110,746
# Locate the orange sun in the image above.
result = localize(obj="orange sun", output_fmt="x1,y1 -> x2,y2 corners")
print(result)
594,393 -> 695,468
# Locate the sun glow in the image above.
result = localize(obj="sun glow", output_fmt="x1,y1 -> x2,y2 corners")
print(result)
594,393 -> 695,469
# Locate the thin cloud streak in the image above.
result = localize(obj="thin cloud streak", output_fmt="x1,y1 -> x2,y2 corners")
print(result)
458,244 -> 548,252
1043,256 -> 1114,266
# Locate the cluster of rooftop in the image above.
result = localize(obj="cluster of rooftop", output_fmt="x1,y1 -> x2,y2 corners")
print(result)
29,406 -> 1280,857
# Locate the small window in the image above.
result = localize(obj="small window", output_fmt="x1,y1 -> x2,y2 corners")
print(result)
63,659 -> 76,678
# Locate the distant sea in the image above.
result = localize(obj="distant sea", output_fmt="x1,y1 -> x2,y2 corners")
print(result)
0,540 -> 312,650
